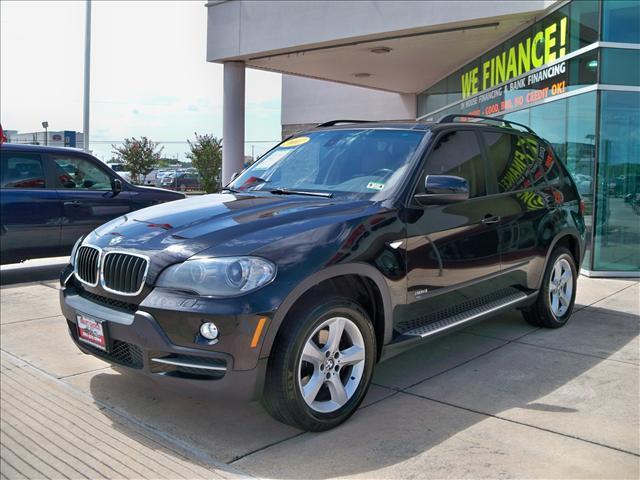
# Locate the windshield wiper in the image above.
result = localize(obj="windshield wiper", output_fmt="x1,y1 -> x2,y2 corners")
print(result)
269,188 -> 333,198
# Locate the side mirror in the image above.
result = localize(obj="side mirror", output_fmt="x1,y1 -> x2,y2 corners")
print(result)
230,171 -> 241,182
414,175 -> 469,206
111,178 -> 123,195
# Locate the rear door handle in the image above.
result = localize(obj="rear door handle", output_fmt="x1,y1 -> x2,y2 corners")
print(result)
63,201 -> 82,207
482,215 -> 501,225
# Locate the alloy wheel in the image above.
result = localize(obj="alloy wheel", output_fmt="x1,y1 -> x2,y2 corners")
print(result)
549,257 -> 573,318
297,316 -> 366,413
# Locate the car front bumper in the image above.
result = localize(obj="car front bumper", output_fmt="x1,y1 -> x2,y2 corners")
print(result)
59,268 -> 269,401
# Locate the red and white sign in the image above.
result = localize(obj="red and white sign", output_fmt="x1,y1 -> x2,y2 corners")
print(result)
77,314 -> 107,351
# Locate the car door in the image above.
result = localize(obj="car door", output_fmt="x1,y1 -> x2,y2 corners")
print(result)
0,150 -> 62,262
480,131 -> 563,284
47,152 -> 133,249
404,128 -> 502,317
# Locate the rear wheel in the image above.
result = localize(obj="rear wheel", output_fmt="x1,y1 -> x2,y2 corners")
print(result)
523,247 -> 577,328
179,183 -> 187,192
262,298 -> 376,431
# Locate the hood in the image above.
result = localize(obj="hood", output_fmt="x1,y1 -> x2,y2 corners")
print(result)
86,192 -> 376,262
133,184 -> 185,198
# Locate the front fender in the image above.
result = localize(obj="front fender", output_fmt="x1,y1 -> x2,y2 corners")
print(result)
257,262 -> 396,361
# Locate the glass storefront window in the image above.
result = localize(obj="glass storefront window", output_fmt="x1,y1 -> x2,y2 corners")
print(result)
446,69 -> 463,105
566,92 -> 597,196
502,109 -> 530,129
529,98 -> 567,158
566,92 -> 597,268
602,0 -> 640,44
421,78 -> 448,114
417,0 -> 602,118
569,0 -> 599,50
568,49 -> 598,91
600,49 -> 640,86
593,91 -> 640,272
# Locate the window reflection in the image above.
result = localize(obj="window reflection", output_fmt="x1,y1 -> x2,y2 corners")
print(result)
504,92 -> 597,268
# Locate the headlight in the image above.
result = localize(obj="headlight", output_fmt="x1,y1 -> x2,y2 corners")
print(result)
156,257 -> 276,297
70,236 -> 84,266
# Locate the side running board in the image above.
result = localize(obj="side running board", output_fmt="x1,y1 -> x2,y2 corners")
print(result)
400,288 -> 529,339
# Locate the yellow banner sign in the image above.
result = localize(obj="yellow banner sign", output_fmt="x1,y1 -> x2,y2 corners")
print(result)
461,16 -> 568,99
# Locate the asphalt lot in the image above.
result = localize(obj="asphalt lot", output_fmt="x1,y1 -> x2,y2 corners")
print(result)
1,258 -> 638,479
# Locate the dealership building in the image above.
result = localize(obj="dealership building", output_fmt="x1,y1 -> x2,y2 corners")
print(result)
4,130 -> 84,148
206,0 -> 639,276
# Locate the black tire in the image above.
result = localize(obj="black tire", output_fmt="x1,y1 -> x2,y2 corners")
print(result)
261,296 -> 376,431
523,246 -> 577,328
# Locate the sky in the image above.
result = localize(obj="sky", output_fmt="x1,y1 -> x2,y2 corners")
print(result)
0,0 -> 282,161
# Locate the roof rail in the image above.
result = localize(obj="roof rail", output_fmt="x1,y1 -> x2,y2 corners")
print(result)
315,120 -> 374,128
438,114 -> 536,135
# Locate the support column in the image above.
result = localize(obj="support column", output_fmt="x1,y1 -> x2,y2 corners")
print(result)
83,0 -> 92,152
222,61 -> 246,185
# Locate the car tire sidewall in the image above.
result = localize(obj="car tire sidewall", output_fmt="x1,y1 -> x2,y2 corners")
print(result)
541,249 -> 577,326
284,300 -> 376,426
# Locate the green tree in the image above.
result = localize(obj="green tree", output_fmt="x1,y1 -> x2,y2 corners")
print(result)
186,133 -> 222,193
111,137 -> 163,184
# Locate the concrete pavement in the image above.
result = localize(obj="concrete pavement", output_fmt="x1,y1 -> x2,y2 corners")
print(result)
0,259 -> 638,479
1,352 -> 241,480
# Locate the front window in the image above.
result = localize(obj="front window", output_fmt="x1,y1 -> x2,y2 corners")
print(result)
229,129 -> 425,199
425,130 -> 486,198
52,156 -> 113,190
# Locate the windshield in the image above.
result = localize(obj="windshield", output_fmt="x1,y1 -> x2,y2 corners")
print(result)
229,129 -> 425,199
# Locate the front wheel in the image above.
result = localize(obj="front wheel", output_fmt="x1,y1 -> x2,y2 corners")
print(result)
262,298 -> 376,431
523,247 -> 577,328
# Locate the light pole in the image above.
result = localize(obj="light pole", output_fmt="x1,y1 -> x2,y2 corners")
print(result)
83,0 -> 92,152
42,121 -> 48,146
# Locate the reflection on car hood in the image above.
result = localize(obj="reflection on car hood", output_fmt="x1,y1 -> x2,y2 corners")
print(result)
135,185 -> 184,196
86,192 -> 373,262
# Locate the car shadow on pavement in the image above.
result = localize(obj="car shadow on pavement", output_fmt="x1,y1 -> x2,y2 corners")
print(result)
86,306 -> 639,477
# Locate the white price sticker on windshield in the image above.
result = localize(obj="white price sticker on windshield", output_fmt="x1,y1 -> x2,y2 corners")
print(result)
366,182 -> 385,191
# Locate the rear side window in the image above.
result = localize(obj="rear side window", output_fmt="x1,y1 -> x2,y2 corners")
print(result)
483,132 -> 544,192
0,152 -> 46,189
533,143 -> 563,186
424,130 -> 486,198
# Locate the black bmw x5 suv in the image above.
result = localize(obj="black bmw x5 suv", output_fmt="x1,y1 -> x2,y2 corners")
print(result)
60,116 -> 585,431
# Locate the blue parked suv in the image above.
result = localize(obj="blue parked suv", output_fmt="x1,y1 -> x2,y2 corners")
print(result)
0,143 -> 184,264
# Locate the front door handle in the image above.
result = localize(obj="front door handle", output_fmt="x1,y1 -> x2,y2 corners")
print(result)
63,201 -> 83,207
482,214 -> 501,225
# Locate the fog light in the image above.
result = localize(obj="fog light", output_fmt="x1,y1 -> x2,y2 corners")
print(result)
200,322 -> 219,340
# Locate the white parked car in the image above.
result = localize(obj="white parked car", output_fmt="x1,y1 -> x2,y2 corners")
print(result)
106,162 -> 131,183
139,169 -> 159,186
